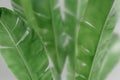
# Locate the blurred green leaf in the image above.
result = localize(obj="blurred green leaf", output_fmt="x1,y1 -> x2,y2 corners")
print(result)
11,0 -> 89,79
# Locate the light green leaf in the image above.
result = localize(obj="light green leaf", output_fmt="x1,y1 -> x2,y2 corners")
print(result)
0,8 -> 52,80
98,34 -> 120,80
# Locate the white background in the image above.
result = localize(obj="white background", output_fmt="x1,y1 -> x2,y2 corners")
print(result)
0,0 -> 120,80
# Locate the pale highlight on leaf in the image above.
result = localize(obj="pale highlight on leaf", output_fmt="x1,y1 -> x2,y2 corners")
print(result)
54,0 -> 66,20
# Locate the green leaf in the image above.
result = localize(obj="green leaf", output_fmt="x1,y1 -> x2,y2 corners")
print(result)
76,0 -> 117,80
9,0 -> 118,80
0,8 -> 52,80
98,34 -> 120,80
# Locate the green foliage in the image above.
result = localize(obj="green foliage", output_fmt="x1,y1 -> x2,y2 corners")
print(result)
0,0 -> 119,80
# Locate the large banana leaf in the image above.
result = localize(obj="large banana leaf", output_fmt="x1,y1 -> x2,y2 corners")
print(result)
0,8 -> 52,80
0,0 -> 118,80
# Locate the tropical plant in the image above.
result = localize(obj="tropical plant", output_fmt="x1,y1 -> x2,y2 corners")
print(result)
0,0 -> 120,80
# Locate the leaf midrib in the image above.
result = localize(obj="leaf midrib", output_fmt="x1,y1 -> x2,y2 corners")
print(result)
49,0 -> 60,70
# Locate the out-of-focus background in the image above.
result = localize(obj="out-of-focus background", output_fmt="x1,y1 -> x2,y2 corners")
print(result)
0,0 -> 120,80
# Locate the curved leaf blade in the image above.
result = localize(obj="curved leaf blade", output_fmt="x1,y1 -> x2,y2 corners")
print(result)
0,8 -> 51,80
